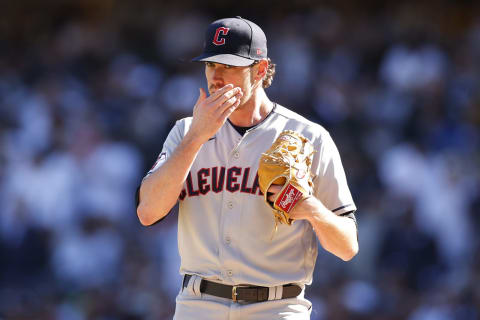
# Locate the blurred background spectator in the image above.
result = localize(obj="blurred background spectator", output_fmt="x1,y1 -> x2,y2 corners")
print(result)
0,0 -> 479,319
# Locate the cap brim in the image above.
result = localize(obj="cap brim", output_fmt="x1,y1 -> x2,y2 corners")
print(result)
191,53 -> 255,67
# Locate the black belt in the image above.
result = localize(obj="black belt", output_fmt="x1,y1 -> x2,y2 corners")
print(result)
183,274 -> 302,303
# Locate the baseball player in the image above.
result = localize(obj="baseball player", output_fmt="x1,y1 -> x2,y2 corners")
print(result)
136,16 -> 358,319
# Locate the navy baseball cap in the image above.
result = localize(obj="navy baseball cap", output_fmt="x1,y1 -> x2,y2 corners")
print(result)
192,16 -> 267,67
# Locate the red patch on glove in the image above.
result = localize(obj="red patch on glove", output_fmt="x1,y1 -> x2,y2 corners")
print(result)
275,184 -> 302,213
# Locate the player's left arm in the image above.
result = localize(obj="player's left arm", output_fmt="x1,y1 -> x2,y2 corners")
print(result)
267,187 -> 358,261
292,196 -> 358,261
267,130 -> 358,261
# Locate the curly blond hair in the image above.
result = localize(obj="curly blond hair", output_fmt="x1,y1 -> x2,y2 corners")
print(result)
251,58 -> 276,88
262,58 -> 276,88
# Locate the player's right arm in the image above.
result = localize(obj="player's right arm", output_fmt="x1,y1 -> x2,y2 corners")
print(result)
136,84 -> 243,226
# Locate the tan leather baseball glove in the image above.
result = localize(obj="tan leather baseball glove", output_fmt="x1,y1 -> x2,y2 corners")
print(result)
258,130 -> 315,226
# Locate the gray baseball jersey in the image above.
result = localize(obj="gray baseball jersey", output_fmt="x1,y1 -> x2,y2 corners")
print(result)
146,104 -> 356,287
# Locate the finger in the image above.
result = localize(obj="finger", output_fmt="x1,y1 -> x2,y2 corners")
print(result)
221,95 -> 239,110
267,192 -> 276,203
219,91 -> 243,113
267,184 -> 284,202
208,84 -> 234,100
220,98 -> 241,120
215,87 -> 242,106
195,88 -> 207,106
267,184 -> 283,194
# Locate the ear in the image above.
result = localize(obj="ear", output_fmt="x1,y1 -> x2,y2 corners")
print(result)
254,59 -> 268,81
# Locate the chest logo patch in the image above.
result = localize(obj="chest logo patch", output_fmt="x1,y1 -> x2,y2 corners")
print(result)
178,166 -> 263,200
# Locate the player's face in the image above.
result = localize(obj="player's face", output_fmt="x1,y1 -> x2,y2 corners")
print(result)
205,62 -> 255,107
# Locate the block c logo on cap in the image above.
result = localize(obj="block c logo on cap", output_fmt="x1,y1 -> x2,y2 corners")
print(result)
213,27 -> 230,46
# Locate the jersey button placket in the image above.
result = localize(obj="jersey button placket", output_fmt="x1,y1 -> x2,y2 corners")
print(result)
222,138 -> 243,283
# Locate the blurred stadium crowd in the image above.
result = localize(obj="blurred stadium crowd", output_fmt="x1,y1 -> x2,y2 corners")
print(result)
0,1 -> 479,319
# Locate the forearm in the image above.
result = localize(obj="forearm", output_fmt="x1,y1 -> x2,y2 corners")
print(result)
307,200 -> 358,261
296,197 -> 358,261
137,133 -> 204,225
309,211 -> 358,261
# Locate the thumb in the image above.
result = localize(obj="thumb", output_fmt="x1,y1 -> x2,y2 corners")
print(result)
195,88 -> 207,105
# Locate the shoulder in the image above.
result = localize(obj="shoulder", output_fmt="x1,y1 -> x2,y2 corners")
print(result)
272,104 -> 330,143
163,117 -> 193,141
176,116 -> 193,126
172,117 -> 193,132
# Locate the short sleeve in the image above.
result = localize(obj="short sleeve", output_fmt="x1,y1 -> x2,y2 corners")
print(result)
312,132 -> 356,215
136,120 -> 186,211
145,120 -> 186,178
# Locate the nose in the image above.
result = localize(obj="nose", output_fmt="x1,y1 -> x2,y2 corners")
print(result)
210,67 -> 224,88
212,67 -> 224,81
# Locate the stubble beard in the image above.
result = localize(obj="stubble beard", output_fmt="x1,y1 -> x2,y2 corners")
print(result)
235,73 -> 257,111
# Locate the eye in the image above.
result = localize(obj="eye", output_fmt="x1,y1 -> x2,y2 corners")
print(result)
205,62 -> 214,67
224,64 -> 233,69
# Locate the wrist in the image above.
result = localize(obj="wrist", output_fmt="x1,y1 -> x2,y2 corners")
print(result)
183,131 -> 207,150
301,197 -> 329,224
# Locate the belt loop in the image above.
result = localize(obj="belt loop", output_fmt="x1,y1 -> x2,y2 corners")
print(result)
275,285 -> 283,300
268,286 -> 276,301
268,285 -> 283,300
191,275 -> 202,297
